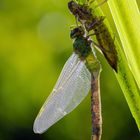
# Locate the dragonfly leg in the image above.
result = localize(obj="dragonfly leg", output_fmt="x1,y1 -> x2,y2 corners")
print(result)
75,16 -> 79,27
70,17 -> 79,29
86,32 -> 102,50
85,16 -> 105,31
91,40 -> 101,49
87,32 -> 96,38
70,25 -> 77,29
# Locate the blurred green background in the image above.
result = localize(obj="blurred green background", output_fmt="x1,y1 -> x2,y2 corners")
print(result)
0,0 -> 140,140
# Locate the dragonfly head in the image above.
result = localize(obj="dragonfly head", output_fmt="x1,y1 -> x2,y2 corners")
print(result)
70,26 -> 85,39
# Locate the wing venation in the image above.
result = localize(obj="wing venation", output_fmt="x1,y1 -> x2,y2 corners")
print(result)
33,53 -> 91,134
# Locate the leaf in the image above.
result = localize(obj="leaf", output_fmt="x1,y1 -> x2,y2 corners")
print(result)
94,0 -> 140,130
107,0 -> 140,130
108,0 -> 140,90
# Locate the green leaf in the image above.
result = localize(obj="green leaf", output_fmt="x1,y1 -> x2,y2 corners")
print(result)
107,0 -> 140,130
108,0 -> 140,90
94,0 -> 140,130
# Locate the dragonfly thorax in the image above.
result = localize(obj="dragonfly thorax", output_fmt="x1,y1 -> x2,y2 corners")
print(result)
73,36 -> 92,59
71,26 -> 92,59
70,26 -> 85,39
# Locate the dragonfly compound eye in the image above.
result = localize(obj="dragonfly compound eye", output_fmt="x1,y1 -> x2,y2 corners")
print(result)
70,26 -> 85,39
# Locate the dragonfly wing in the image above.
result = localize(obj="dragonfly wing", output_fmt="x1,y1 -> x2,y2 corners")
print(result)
54,53 -> 79,89
33,53 -> 91,134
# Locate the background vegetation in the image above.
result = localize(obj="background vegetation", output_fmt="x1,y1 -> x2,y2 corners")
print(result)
0,0 -> 139,140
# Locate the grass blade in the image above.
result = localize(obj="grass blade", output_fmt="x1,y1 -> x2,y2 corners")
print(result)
94,0 -> 140,130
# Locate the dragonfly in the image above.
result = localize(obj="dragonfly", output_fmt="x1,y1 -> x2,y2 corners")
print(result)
33,26 -> 102,140
68,0 -> 118,72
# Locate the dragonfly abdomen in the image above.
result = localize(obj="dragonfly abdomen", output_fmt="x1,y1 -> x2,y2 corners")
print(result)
91,74 -> 102,140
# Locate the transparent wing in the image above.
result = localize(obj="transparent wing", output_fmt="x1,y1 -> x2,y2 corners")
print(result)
54,53 -> 80,89
33,53 -> 91,134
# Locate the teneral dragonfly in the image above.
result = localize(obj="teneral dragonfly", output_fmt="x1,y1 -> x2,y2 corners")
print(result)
33,26 -> 102,140
68,0 -> 118,72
